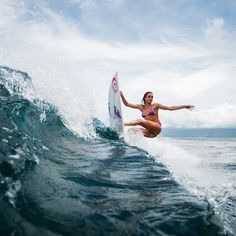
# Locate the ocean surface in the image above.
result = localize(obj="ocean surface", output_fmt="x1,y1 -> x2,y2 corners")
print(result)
0,65 -> 236,236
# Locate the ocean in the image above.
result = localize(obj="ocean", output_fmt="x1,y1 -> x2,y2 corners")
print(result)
0,65 -> 235,236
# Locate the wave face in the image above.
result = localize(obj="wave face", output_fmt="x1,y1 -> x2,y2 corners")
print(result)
0,66 -> 226,235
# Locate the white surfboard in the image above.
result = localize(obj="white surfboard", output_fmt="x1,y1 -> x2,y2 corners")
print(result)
108,72 -> 124,136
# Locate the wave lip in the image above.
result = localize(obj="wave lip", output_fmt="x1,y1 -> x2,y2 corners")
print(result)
0,66 -> 35,99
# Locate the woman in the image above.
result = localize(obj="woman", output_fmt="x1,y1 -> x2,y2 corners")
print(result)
120,91 -> 194,138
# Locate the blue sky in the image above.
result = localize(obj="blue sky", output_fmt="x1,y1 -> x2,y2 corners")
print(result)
1,0 -> 236,132
20,0 -> 236,42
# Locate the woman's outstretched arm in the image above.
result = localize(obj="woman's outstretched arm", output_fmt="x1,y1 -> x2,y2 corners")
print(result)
156,103 -> 195,111
120,91 -> 142,110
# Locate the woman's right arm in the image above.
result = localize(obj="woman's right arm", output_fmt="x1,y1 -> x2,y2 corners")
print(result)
120,91 -> 142,110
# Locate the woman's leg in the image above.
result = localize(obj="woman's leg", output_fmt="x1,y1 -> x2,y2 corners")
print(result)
124,119 -> 143,127
125,119 -> 161,138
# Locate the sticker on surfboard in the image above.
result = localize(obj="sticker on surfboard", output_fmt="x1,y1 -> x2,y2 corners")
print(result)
108,72 -> 124,136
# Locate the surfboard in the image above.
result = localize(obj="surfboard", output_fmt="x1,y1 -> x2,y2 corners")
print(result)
108,72 -> 124,136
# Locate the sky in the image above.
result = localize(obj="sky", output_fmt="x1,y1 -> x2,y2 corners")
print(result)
0,0 -> 236,131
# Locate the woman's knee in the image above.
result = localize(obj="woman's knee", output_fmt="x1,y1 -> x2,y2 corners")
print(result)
150,127 -> 162,137
155,126 -> 162,134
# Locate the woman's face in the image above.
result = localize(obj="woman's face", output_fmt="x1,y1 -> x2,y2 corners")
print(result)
145,93 -> 153,104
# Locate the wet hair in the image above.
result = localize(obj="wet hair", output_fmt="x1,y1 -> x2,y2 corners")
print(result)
142,91 -> 153,104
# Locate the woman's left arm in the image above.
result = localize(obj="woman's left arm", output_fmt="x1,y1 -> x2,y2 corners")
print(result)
155,103 -> 195,111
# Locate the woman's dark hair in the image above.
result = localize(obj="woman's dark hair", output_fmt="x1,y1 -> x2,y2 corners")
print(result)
142,91 -> 153,104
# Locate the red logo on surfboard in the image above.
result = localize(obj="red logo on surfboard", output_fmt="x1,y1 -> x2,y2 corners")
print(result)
112,77 -> 118,93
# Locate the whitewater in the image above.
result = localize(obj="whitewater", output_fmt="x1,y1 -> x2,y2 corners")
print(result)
0,65 -> 235,236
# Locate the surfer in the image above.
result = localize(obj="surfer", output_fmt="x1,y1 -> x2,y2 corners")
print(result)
120,91 -> 194,138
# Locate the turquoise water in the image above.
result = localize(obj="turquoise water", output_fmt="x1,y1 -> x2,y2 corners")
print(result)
0,66 -> 235,235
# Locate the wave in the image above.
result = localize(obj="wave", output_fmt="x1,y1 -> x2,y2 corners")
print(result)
0,65 -> 121,206
0,66 -> 76,203
0,66 -> 228,236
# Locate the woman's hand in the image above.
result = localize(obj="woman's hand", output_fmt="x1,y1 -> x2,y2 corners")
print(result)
185,105 -> 195,111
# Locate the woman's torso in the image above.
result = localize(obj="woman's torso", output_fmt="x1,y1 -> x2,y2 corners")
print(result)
141,104 -> 162,125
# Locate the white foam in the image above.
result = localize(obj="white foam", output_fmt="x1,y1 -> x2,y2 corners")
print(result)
124,133 -> 236,210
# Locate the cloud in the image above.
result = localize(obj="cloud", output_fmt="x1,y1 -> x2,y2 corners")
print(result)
69,0 -> 123,8
204,17 -> 225,44
162,103 -> 236,128
0,0 -> 236,130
